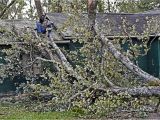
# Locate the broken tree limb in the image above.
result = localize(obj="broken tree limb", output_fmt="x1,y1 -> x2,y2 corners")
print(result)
1,86 -> 160,105
47,38 -> 84,81
24,57 -> 58,69
48,39 -> 73,72
33,32 -> 83,80
100,34 -> 159,82
48,37 -> 119,87
99,86 -> 160,97
68,84 -> 160,109
44,47 -> 60,72
104,75 -> 118,88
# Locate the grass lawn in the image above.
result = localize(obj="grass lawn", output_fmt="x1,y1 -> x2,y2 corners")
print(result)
0,103 -> 80,120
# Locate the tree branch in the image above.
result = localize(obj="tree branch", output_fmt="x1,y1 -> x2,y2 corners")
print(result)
100,34 -> 160,82
24,57 -> 58,69
0,0 -> 17,19
99,86 -> 160,97
74,85 -> 160,99
47,38 -> 83,80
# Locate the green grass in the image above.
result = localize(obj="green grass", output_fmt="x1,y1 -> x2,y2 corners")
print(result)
0,103 -> 80,120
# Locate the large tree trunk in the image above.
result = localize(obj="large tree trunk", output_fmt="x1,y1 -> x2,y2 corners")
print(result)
70,85 -> 160,103
47,38 -> 82,80
87,0 -> 97,35
107,0 -> 111,12
34,0 -> 43,17
87,0 -> 159,82
98,86 -> 160,97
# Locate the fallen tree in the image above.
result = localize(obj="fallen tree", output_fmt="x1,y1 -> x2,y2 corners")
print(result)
1,0 -> 160,115
0,12 -> 159,90
69,85 -> 160,103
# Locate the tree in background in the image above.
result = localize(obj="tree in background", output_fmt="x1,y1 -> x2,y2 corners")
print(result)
117,0 -> 160,13
0,0 -> 9,10
0,0 -> 17,19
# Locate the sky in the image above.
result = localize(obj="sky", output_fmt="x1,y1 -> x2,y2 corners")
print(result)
23,0 -> 116,14
7,0 -> 116,18
23,0 -> 116,7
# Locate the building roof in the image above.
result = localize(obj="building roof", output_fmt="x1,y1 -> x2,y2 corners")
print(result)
0,19 -> 67,44
1,9 -> 160,45
47,9 -> 160,38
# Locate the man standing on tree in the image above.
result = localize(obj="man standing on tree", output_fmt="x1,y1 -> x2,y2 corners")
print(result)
35,14 -> 53,39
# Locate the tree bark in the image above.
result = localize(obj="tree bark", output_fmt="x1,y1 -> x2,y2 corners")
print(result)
107,0 -> 111,12
99,86 -> 160,97
47,38 -> 82,80
69,85 -> 160,103
34,0 -> 43,17
87,0 -> 97,35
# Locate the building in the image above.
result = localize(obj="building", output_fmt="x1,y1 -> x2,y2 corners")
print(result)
0,9 -> 160,92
